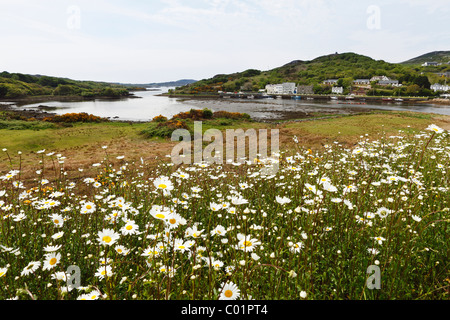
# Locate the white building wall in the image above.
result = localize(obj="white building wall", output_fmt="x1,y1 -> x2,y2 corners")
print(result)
266,83 -> 297,95
332,87 -> 344,94
282,83 -> 297,94
431,84 -> 450,92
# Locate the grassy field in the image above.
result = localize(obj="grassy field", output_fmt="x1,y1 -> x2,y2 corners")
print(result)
0,111 -> 449,300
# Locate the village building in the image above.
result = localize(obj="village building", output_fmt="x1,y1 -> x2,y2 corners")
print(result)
282,82 -> 297,94
332,87 -> 344,94
422,62 -> 441,67
323,79 -> 339,85
297,85 -> 314,95
370,76 -> 390,82
265,84 -> 283,95
353,79 -> 371,85
378,80 -> 401,87
265,82 -> 297,95
431,83 -> 450,92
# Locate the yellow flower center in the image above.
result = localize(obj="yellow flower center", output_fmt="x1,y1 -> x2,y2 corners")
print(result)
158,184 -> 167,189
169,219 -> 176,224
54,220 -> 59,224
156,214 -> 165,219
86,205 -> 92,210
224,290 -> 233,298
49,258 -> 57,265
103,236 -> 112,243
244,241 -> 252,247
0,272 -> 5,277
126,225 -> 133,231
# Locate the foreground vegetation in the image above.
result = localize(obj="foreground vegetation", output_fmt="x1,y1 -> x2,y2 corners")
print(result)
141,109 -> 253,139
0,111 -> 449,300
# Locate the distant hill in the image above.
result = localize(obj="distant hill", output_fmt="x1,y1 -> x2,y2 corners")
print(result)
148,79 -> 197,88
401,51 -> 450,65
173,51 -> 450,97
0,71 -> 132,99
120,79 -> 197,88
174,52 -> 417,94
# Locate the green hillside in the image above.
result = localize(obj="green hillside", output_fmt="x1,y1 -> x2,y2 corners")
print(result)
401,51 -> 450,65
173,52 -> 449,97
0,72 -> 133,99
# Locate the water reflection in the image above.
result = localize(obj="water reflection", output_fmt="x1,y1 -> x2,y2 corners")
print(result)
11,88 -> 450,121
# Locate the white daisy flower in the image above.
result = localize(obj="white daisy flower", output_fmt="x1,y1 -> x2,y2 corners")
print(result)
21,261 -> 41,276
97,228 -> 120,246
43,253 -> 61,271
219,281 -> 240,300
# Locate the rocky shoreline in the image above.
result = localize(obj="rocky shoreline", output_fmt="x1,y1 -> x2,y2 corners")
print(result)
429,98 -> 450,105
0,102 -> 57,120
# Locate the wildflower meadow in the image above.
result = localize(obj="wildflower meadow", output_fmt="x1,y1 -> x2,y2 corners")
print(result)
0,124 -> 448,300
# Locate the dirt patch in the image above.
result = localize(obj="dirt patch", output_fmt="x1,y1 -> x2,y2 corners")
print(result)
0,138 -> 177,186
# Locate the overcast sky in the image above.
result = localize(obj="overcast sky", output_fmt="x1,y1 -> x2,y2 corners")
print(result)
0,0 -> 449,83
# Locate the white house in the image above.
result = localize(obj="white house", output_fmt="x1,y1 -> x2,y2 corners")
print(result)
323,79 -> 339,85
422,62 -> 441,67
266,83 -> 297,95
370,76 -> 390,82
431,83 -> 450,92
353,79 -> 371,85
378,80 -> 401,87
265,84 -> 283,95
332,87 -> 344,94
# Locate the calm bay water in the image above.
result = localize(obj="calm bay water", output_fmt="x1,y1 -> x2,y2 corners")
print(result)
11,88 -> 450,121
